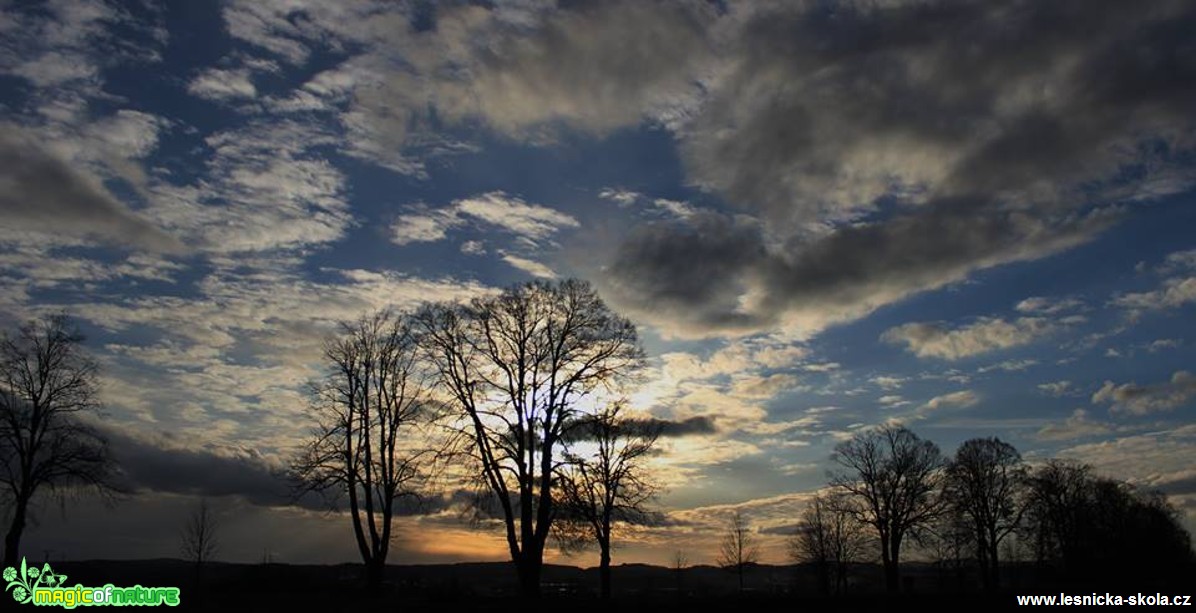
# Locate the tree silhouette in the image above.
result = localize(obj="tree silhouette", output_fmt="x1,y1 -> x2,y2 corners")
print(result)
1023,459 -> 1194,587
556,401 -> 661,599
790,492 -> 867,595
717,510 -> 759,593
945,437 -> 1027,591
291,309 -> 433,592
0,314 -> 117,568
831,424 -> 943,593
180,498 -> 219,589
416,279 -> 643,597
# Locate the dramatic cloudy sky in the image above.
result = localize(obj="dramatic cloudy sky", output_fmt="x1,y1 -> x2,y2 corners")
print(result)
2,0 -> 1195,566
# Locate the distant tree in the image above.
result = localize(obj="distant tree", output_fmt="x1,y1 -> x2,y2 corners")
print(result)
718,510 -> 759,593
290,309 -> 433,592
920,505 -> 973,590
556,401 -> 661,599
789,492 -> 867,595
0,314 -> 117,568
672,549 -> 688,592
180,498 -> 219,586
831,424 -> 943,593
416,279 -> 644,598
1024,460 -> 1194,586
945,437 -> 1027,591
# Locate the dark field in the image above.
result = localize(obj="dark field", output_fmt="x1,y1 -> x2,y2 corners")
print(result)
33,559 -> 1193,612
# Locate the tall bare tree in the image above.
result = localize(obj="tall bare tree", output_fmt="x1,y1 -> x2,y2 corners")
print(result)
945,437 -> 1027,591
831,424 -> 943,593
180,498 -> 219,587
717,510 -> 759,593
789,492 -> 867,595
416,279 -> 643,597
0,314 -> 116,568
291,309 -> 433,591
556,401 -> 661,599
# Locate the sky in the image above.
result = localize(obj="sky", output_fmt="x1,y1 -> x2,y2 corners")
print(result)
1,0 -> 1195,568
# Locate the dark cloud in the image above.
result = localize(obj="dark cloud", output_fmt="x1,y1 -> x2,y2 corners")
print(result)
106,428 -> 477,516
630,415 -> 717,438
606,204 -> 1113,338
758,522 -> 802,537
105,429 -> 291,507
601,0 -> 1196,338
0,135 -> 184,253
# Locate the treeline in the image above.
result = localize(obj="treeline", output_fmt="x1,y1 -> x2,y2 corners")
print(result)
794,426 -> 1194,594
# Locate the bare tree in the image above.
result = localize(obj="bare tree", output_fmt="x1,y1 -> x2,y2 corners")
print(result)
180,498 -> 219,587
789,492 -> 867,595
672,549 -> 688,593
0,314 -> 117,568
556,401 -> 661,599
831,424 -> 943,593
1023,460 -> 1194,584
417,279 -> 643,597
290,309 -> 433,591
945,437 -> 1027,591
718,510 -> 759,593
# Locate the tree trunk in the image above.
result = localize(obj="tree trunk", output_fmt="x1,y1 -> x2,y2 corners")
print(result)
365,557 -> 385,593
516,549 -> 543,598
977,536 -> 992,592
988,540 -> 1001,591
599,545 -> 612,599
4,497 -> 28,570
883,534 -> 901,593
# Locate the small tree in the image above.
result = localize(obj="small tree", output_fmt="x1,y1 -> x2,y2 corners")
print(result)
790,492 -> 866,595
717,510 -> 759,593
180,498 -> 219,586
0,314 -> 117,568
672,550 -> 688,593
291,309 -> 433,592
556,401 -> 661,599
831,424 -> 943,593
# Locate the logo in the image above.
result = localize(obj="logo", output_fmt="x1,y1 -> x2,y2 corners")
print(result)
4,558 -> 180,608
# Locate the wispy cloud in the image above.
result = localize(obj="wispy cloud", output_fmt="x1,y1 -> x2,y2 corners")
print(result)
882,317 -> 1057,360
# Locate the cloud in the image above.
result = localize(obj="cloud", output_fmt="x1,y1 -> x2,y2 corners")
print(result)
1038,380 -> 1076,397
1016,296 -> 1084,315
919,390 -> 980,413
390,192 -> 578,248
500,253 -> 557,280
455,192 -> 580,243
431,1 -> 715,138
1092,371 -> 1196,415
1036,409 -> 1113,442
150,118 -> 353,254
1112,277 -> 1196,311
390,205 -> 461,246
882,317 -> 1057,360
628,416 -> 716,438
188,67 -> 257,100
977,358 -> 1039,373
0,133 -> 184,253
1147,339 -> 1182,352
106,428 -> 290,507
600,0 -> 1195,339
598,188 -> 641,207
1058,425 -> 1196,491
604,207 -> 1111,339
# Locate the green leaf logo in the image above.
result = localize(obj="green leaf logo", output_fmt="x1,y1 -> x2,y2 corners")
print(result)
4,558 -> 53,604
